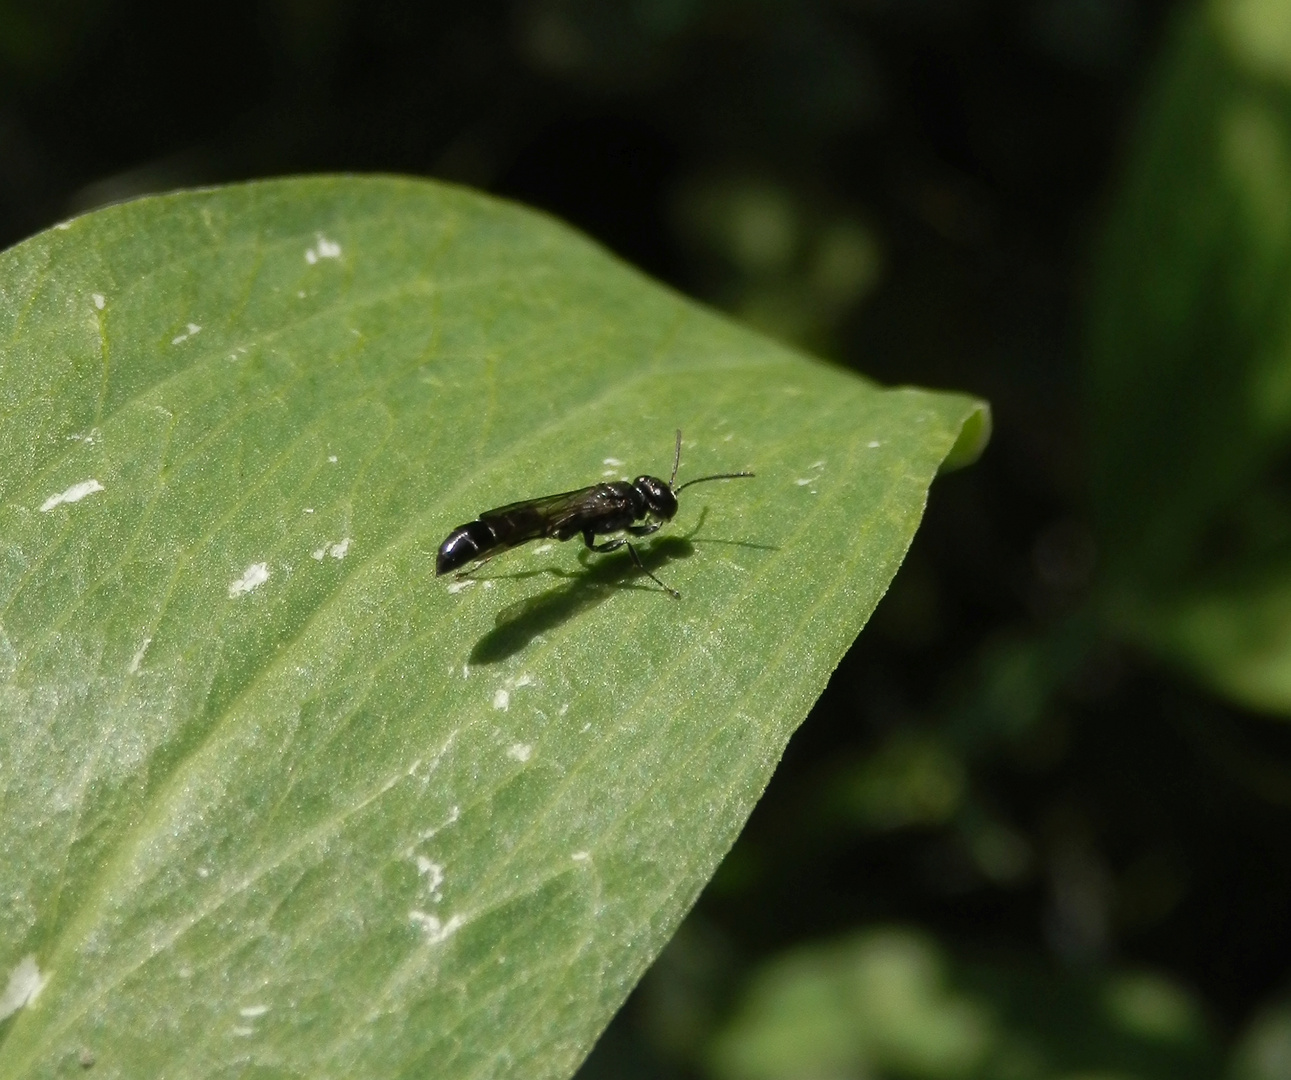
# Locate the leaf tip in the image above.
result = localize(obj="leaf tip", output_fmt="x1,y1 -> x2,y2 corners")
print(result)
940,401 -> 992,472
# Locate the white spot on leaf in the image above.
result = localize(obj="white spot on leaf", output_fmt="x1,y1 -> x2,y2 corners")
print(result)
305,235 -> 342,264
507,743 -> 532,762
493,673 -> 534,712
417,804 -> 461,841
92,293 -> 105,310
415,857 -> 445,898
171,323 -> 201,345
409,911 -> 464,944
0,956 -> 46,1020
40,479 -> 104,512
796,460 -> 826,487
228,563 -> 269,598
239,1005 -> 269,1018
128,637 -> 151,674
311,538 -> 351,561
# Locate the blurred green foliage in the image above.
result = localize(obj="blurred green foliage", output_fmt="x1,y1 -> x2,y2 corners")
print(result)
835,731 -> 969,832
4,0 -> 1291,1076
1229,996 -> 1291,1080
673,172 -> 883,352
1090,0 -> 1291,713
708,928 -> 1218,1080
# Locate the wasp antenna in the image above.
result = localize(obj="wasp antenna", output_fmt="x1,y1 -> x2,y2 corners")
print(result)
673,470 -> 755,494
670,429 -> 683,488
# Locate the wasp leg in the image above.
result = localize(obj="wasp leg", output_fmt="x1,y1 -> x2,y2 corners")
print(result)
627,542 -> 681,599
453,549 -> 503,580
583,531 -> 679,599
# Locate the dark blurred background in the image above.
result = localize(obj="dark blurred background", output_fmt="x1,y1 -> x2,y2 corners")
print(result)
7,2 -> 1291,1076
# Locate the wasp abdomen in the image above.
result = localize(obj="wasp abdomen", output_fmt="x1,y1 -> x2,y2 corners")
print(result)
436,520 -> 501,575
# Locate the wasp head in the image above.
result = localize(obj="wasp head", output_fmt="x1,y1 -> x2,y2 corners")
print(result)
634,475 -> 678,521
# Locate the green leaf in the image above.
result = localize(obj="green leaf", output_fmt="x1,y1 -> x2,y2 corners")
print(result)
1087,0 -> 1291,713
0,176 -> 986,1078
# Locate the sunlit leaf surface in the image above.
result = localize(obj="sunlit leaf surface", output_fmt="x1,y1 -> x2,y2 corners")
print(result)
0,176 -> 986,1078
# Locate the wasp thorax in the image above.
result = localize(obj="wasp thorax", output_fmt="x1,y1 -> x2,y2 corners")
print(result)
635,475 -> 678,520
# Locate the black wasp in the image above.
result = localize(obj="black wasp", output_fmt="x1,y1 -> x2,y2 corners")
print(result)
436,430 -> 753,598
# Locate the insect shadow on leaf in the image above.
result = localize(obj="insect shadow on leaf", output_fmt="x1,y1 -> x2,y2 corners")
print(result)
468,536 -> 696,664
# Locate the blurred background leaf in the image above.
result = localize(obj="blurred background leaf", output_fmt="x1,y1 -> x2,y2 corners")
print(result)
1089,0 -> 1291,714
708,927 -> 1218,1080
1229,993 -> 1291,1080
3,0 -> 1291,1076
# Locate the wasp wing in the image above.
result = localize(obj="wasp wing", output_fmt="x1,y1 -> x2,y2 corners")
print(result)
478,484 -> 633,545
